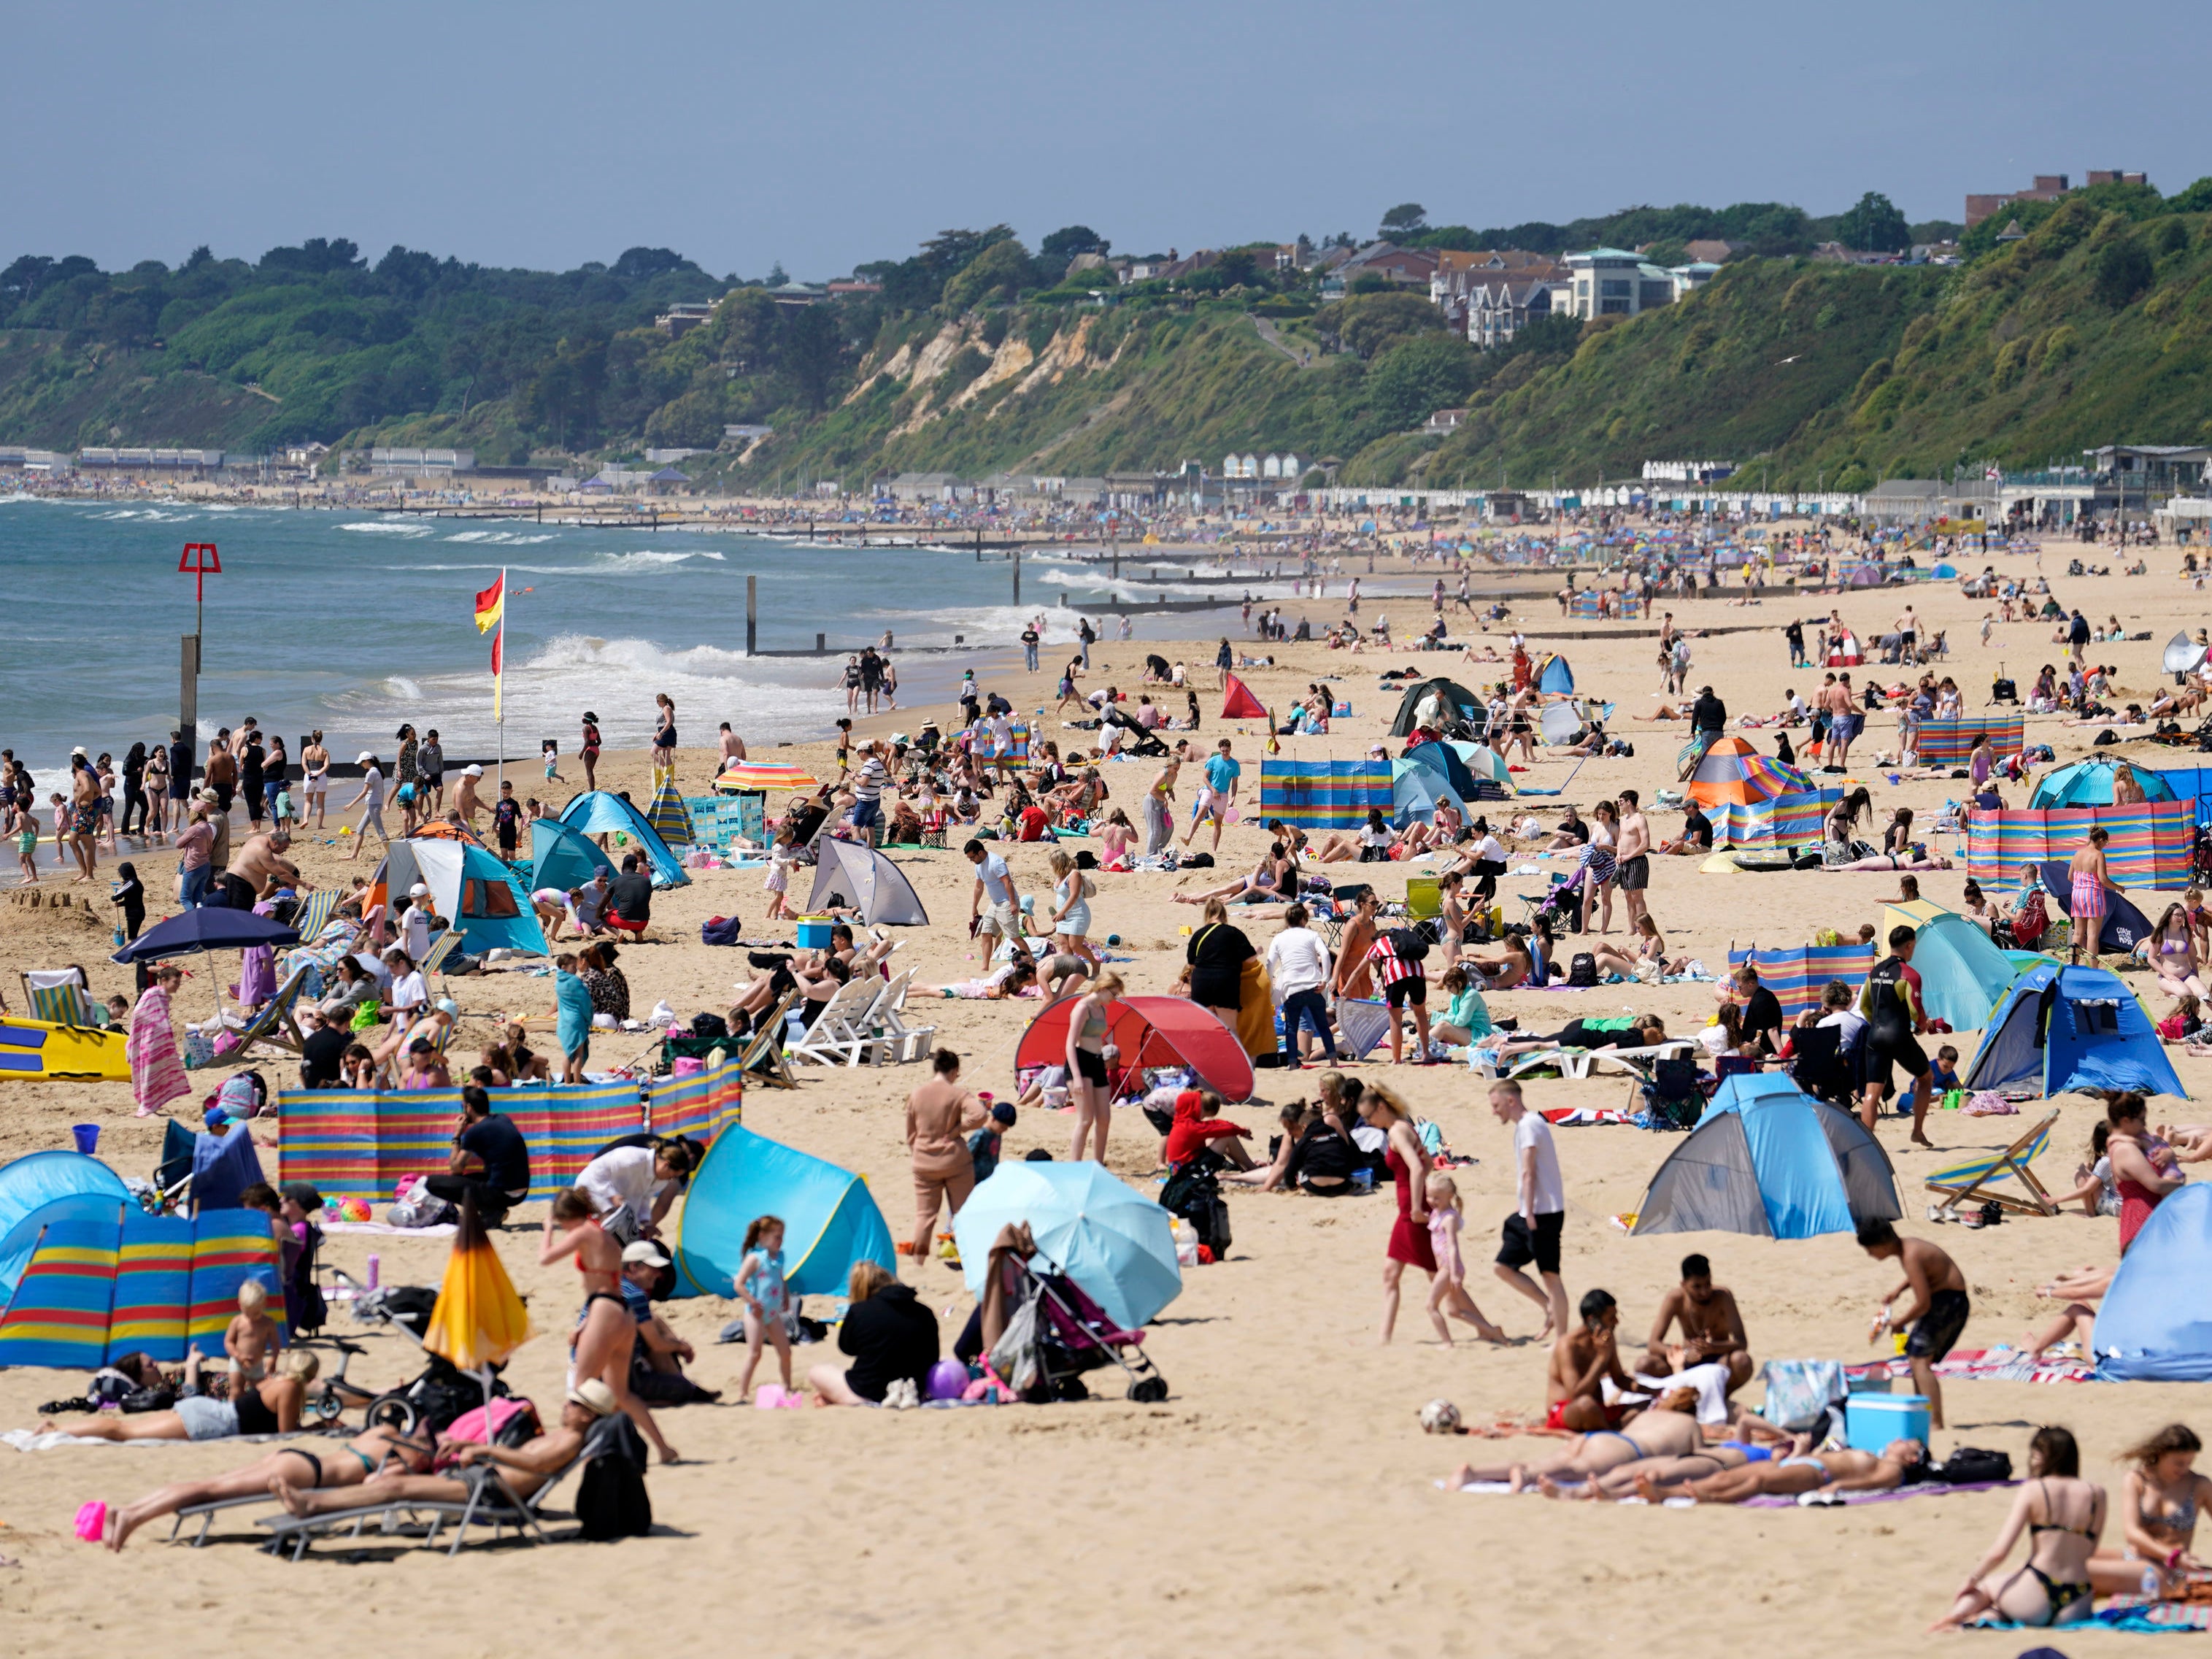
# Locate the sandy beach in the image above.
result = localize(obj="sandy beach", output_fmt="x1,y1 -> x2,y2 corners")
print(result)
1,536 -> 2205,1657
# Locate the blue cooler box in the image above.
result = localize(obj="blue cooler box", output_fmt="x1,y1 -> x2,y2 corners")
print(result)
1846,1391 -> 1930,1452
795,917 -> 834,949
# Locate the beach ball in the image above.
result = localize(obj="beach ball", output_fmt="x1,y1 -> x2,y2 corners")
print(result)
1419,1398 -> 1463,1435
926,1360 -> 971,1401
340,1196 -> 373,1223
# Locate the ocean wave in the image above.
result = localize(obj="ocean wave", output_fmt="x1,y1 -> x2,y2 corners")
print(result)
1036,569 -> 1287,603
442,528 -> 561,544
339,520 -> 435,536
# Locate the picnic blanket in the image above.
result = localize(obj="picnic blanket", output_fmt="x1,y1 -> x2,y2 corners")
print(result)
1741,1479 -> 2016,1508
1846,1347 -> 2097,1386
1978,1596 -> 2212,1633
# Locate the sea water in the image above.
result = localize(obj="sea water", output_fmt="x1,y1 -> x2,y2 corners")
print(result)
0,498 -> 1281,771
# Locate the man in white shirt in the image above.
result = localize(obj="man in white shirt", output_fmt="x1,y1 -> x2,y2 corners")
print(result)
1265,903 -> 1336,1065
1489,1079 -> 1570,1338
401,883 -> 434,961
574,1138 -> 697,1242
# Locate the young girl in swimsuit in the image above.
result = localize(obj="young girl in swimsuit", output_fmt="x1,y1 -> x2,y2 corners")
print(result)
540,1190 -> 677,1463
1931,1426 -> 2103,1631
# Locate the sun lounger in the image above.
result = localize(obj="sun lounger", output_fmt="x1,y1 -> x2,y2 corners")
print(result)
847,969 -> 936,1065
1924,1111 -> 2061,1220
786,977 -> 879,1068
258,1416 -> 622,1560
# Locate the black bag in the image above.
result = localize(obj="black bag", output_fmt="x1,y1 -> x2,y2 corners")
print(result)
688,1012 -> 730,1044
1387,927 -> 1431,963
1184,852 -> 1214,868
700,915 -> 742,947
1930,1447 -> 2012,1485
1074,849 -> 1098,869
1567,951 -> 1598,988
575,1417 -> 654,1539
1159,1166 -> 1230,1257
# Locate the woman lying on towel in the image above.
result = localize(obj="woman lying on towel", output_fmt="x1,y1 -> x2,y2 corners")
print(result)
1930,1426 -> 2104,1631
1632,1437 -> 1929,1506
1443,1391 -> 1703,1493
37,1350 -> 317,1450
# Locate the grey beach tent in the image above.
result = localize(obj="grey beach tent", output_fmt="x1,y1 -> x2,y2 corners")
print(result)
806,840 -> 930,926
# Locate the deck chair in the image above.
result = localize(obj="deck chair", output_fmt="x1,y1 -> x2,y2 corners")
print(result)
228,961 -> 317,1058
151,1120 -> 196,1212
738,989 -> 800,1088
1924,1111 -> 2062,1220
787,977 -> 875,1067
287,887 -> 344,947
1784,1023 -> 1854,1106
22,969 -> 97,1028
852,968 -> 936,1065
418,927 -> 465,981
1513,755 -> 1587,799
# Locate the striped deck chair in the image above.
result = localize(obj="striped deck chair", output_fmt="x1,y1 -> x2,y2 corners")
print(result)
418,927 -> 465,983
1924,1111 -> 2062,1220
23,971 -> 97,1028
739,990 -> 799,1088
288,888 -> 344,947
230,961 -> 317,1058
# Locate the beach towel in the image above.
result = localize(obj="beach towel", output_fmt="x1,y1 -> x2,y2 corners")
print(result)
1976,1596 -> 2212,1633
1846,1347 -> 2097,1386
126,983 -> 190,1117
1743,1479 -> 2016,1508
1540,1107 -> 1633,1126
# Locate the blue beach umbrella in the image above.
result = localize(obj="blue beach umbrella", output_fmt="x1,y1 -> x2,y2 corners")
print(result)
952,1162 -> 1182,1331
111,907 -> 299,963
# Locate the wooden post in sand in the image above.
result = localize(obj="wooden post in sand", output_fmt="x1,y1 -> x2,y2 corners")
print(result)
746,575 -> 758,656
1012,548 -> 1021,605
178,635 -> 199,773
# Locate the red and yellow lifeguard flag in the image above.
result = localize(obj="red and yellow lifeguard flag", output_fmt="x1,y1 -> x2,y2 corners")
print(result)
474,572 -> 506,721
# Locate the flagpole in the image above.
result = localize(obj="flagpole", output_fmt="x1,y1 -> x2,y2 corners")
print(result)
495,565 -> 506,794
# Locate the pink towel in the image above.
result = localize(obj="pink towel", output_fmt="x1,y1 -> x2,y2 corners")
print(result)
126,984 -> 190,1116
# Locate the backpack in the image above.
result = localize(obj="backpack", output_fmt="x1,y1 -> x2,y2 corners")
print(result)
1387,927 -> 1431,963
1930,1446 -> 2013,1485
574,1416 -> 654,1541
700,915 -> 742,947
1566,952 -> 1598,988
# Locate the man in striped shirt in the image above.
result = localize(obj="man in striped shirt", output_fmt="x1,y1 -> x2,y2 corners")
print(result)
1368,927 -> 1431,1064
847,742 -> 889,847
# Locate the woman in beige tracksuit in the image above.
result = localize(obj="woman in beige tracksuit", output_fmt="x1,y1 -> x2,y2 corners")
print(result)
906,1049 -> 989,1258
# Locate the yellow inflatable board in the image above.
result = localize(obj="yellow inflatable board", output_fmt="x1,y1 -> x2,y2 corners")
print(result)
0,1018 -> 131,1082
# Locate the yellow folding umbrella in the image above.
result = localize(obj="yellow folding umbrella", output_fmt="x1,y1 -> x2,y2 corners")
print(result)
422,1193 -> 534,1374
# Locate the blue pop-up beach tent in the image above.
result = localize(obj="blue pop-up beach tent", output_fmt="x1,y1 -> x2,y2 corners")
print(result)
559,790 -> 690,889
1880,903 -> 2022,1031
1630,1074 -> 1900,1239
2095,1184 -> 2212,1380
531,817 -> 616,896
1536,653 -> 1575,695
671,1124 -> 895,1300
1391,759 -> 1467,828
2029,758 -> 2179,809
1959,961 -> 2186,1100
1402,738 -> 1481,802
0,1153 -> 131,1304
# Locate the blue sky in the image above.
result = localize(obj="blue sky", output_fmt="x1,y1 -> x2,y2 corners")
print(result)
8,0 -> 2203,278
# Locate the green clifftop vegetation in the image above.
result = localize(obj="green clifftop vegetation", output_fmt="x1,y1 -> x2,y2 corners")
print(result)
1,184 -> 2208,492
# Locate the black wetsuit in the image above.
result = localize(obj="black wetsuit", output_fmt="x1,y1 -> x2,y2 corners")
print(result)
1860,955 -> 1930,1093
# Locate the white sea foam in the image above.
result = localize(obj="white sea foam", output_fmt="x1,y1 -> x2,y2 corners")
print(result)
339,520 -> 435,536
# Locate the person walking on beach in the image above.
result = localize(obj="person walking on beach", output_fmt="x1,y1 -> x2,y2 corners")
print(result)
1020,620 -> 1040,673
301,731 -> 328,831
1181,739 -> 1241,853
1144,751 -> 1180,857
417,728 -> 443,815
1490,1079 -> 1569,1339
580,711 -> 602,791
66,756 -> 99,882
906,1048 -> 987,1258
1077,616 -> 1095,669
342,752 -> 388,861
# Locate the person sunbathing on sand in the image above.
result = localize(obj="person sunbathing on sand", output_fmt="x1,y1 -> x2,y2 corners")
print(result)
97,1418 -> 431,1550
39,1349 -> 314,1447
1635,704 -> 1690,720
1633,1438 -> 1926,1505
269,1385 -> 610,1526
1444,1391 -> 1703,1493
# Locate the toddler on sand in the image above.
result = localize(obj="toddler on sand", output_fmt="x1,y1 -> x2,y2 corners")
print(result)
1425,1173 -> 1506,1347
226,1280 -> 279,1384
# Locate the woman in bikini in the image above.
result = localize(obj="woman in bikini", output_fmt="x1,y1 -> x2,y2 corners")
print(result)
96,1413 -> 433,1550
1063,971 -> 1122,1163
540,1188 -> 677,1463
2093,1423 -> 2212,1595
2149,904 -> 2211,1001
579,710 -> 603,791
1930,1425 -> 2103,1631
1442,1393 -> 1704,1493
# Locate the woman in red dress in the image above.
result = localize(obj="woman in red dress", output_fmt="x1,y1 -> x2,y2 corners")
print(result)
1363,1082 -> 1435,1342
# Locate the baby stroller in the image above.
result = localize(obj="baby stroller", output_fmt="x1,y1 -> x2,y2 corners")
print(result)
998,1259 -> 1169,1404
327,1279 -> 512,1436
1519,871 -> 1583,936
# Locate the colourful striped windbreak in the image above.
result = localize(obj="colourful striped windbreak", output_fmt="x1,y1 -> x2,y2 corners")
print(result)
1726,943 -> 1878,1020
0,1203 -> 285,1368
1711,788 -> 1841,848
1915,714 -> 2024,766
274,1059 -> 745,1201
1258,758 -> 1394,831
1967,802 -> 2194,888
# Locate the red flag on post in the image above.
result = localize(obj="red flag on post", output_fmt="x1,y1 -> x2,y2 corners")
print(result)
1221,673 -> 1268,720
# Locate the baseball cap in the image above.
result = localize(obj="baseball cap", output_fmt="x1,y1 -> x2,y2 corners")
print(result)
407,882 -> 429,898
281,1180 -> 325,1214
620,1240 -> 670,1269
356,751 -> 375,764
567,1377 -> 620,1417
464,764 -> 484,777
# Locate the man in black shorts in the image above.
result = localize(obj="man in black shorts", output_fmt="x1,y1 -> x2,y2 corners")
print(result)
1856,925 -> 1933,1144
1489,1079 -> 1569,1336
1614,789 -> 1651,933
1369,928 -> 1430,1064
1857,1217 -> 1967,1430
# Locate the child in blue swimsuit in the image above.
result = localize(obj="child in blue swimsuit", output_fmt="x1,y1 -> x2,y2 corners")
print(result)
735,1215 -> 792,1401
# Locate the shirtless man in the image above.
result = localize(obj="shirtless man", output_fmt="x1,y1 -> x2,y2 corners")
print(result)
1545,1289 -> 1636,1432
220,828 -> 298,912
271,1384 -> 611,1523
1444,1391 -> 1702,1494
101,1420 -> 431,1550
1614,790 -> 1652,934
452,763 -> 486,826
1860,1217 -> 1968,1430
1641,1252 -> 1754,1395
1820,674 -> 1857,771
1636,1438 -> 1927,1505
718,722 -> 747,768
68,761 -> 100,882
